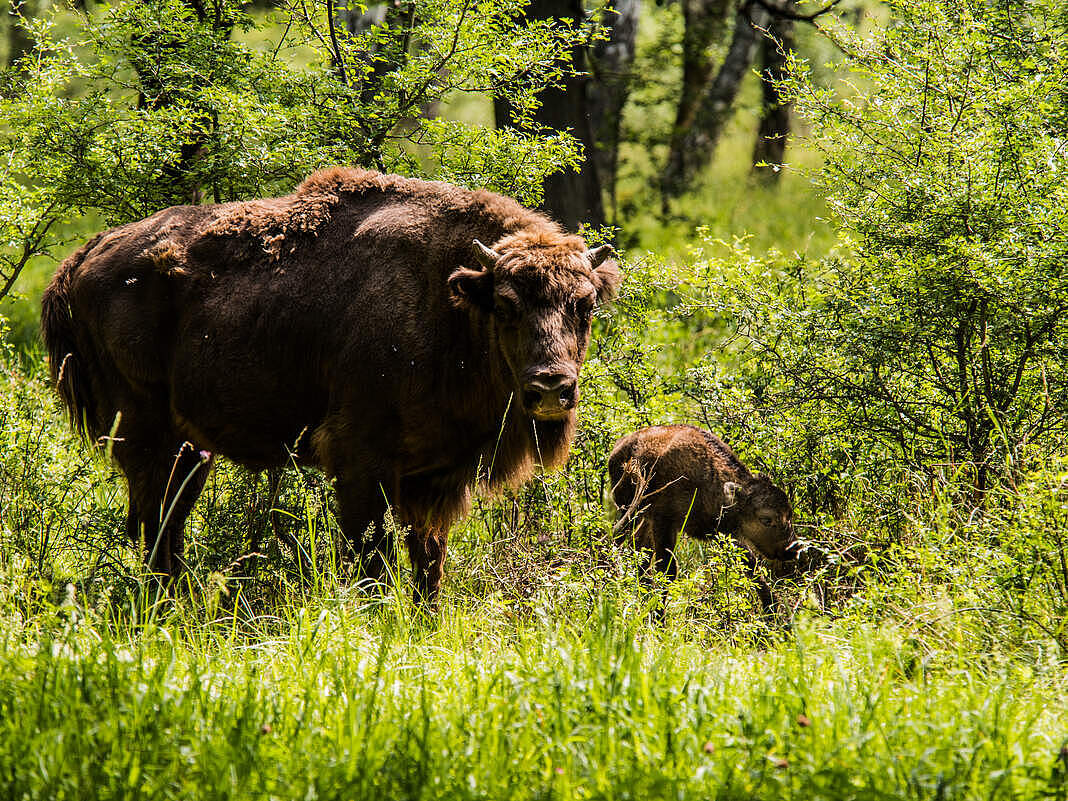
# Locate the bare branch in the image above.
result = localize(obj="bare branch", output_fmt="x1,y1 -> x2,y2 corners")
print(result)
749,0 -> 842,23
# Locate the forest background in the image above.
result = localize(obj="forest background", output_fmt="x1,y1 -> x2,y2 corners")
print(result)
1,0 -> 1067,797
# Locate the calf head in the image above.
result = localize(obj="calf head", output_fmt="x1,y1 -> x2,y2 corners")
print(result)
448,232 -> 621,420
723,476 -> 796,562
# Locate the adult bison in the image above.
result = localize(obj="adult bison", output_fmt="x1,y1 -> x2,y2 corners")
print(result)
609,425 -> 797,612
42,167 -> 621,603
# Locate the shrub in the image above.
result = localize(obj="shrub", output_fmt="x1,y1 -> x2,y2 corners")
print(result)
721,0 -> 1068,495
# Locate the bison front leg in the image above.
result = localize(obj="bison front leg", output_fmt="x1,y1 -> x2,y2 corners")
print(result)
405,525 -> 449,608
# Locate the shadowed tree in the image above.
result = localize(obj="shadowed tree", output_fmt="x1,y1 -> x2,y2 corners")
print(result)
662,0 -> 733,199
494,0 -> 604,231
661,0 -> 771,202
6,0 -> 42,69
751,11 -> 794,181
588,0 -> 640,226
661,0 -> 841,204
128,0 -> 239,204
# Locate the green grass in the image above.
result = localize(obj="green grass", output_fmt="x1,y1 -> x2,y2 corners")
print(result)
2,590 -> 1065,800
2,315 -> 1068,800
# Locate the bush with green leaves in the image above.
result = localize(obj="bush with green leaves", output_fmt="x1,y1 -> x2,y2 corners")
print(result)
688,0 -> 1068,496
0,0 -> 585,302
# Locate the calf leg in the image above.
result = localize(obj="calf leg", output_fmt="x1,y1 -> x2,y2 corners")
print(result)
646,513 -> 680,584
635,514 -> 679,623
742,549 -> 777,618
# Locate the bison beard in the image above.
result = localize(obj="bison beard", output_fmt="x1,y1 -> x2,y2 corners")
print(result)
41,167 -> 621,604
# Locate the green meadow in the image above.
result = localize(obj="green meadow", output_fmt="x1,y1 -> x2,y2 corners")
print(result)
2,0 -> 1068,797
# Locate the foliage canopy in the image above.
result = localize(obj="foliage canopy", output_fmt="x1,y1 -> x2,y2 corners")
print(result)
686,0 -> 1068,496
0,0 -> 586,299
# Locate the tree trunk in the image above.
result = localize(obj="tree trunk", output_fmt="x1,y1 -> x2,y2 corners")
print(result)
131,0 -> 232,204
587,0 -> 641,226
6,0 -> 40,69
494,0 -> 605,231
660,1 -> 770,203
662,0 -> 733,196
751,12 -> 793,181
345,0 -> 414,108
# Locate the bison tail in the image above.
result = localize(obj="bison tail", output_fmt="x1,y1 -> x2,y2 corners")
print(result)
41,239 -> 101,440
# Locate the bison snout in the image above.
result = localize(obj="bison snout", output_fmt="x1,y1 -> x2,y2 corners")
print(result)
521,371 -> 578,418
778,538 -> 802,563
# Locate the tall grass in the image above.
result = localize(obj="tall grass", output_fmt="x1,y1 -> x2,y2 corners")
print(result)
2,317 -> 1067,799
1,577 -> 1065,799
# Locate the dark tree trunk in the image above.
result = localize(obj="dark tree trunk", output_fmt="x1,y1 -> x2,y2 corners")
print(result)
751,12 -> 793,181
6,0 -> 40,69
342,0 -> 388,35
345,0 -> 415,108
131,0 -> 232,204
494,0 -> 605,231
587,0 -> 641,226
660,1 -> 771,203
663,0 -> 733,195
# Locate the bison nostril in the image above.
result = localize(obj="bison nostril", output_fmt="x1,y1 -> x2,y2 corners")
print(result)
522,371 -> 578,416
558,382 -> 577,407
522,388 -> 544,409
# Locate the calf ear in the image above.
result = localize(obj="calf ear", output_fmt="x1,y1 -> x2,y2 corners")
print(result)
587,246 -> 621,304
448,266 -> 494,312
723,481 -> 743,506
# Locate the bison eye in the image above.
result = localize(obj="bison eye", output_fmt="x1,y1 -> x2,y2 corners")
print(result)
494,294 -> 520,323
759,514 -> 775,527
573,297 -> 595,324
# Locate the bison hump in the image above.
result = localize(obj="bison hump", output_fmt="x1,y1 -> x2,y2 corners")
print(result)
195,192 -> 339,263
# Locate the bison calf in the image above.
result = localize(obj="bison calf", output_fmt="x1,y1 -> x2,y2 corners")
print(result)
608,425 -> 796,613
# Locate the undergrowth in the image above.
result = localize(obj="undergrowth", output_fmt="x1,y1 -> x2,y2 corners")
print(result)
2,301 -> 1068,798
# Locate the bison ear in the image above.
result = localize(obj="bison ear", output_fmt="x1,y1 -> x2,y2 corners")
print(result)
587,244 -> 614,268
723,481 -> 744,506
587,245 -> 621,304
448,266 -> 494,312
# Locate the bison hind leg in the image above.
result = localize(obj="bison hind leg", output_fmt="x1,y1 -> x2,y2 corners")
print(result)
334,474 -> 398,592
117,437 -> 213,582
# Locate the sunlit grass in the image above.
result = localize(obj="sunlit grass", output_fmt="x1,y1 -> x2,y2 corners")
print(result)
2,349 -> 1067,798
1,574 -> 1064,799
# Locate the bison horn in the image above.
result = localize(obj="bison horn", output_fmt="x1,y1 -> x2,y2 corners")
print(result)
586,244 -> 615,268
472,239 -> 502,270
723,481 -> 741,506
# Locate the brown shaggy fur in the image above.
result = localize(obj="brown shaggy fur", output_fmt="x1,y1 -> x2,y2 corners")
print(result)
41,167 -> 621,602
608,425 -> 796,613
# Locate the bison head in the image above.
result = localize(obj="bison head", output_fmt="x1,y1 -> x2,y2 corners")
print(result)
724,476 -> 796,562
448,233 -> 621,421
